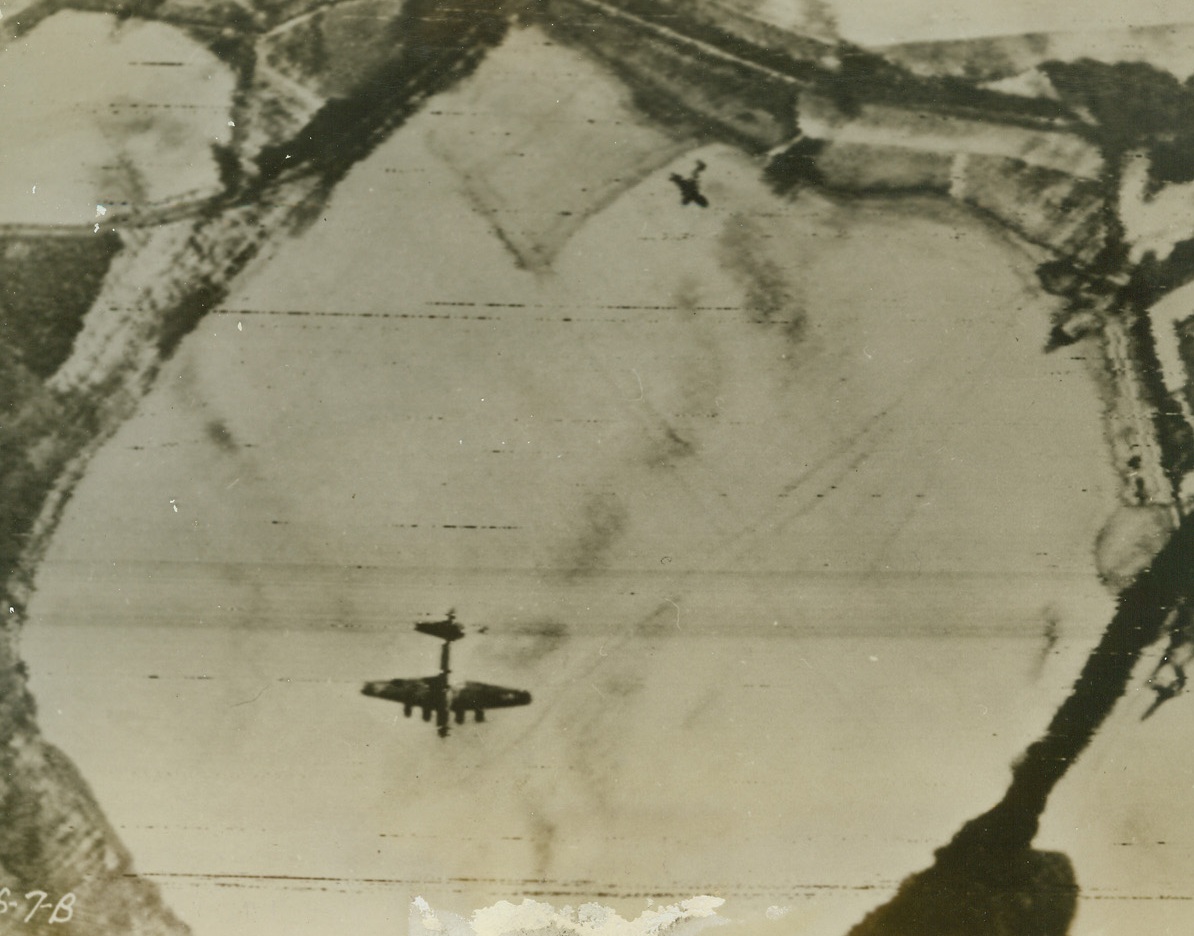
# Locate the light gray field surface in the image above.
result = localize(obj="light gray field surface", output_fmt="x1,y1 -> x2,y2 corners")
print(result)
13,5 -> 1194,936
20,24 -> 1163,936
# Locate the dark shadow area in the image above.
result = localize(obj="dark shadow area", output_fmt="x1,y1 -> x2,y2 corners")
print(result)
848,509 -> 1194,935
848,843 -> 1077,936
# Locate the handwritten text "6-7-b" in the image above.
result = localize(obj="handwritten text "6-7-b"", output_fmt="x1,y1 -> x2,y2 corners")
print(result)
0,889 -> 76,924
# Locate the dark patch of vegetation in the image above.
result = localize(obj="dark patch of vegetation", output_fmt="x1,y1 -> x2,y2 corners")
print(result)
1124,238 -> 1194,305
262,11 -> 329,81
211,142 -> 246,198
815,42 -> 1072,128
1036,258 -> 1087,297
0,389 -> 93,582
0,350 -> 41,418
1177,316 -> 1194,415
1146,134 -> 1194,188
9,0 -> 165,32
1036,257 -> 1120,351
547,3 -> 797,152
812,44 -> 902,119
1039,58 -> 1194,196
204,27 -> 258,79
1096,241 -> 1194,491
1126,307 -> 1194,491
763,137 -> 826,193
618,79 -> 738,145
111,0 -> 168,21
253,0 -> 510,189
1035,234 -> 1194,485
156,277 -> 228,357
201,31 -> 257,202
549,0 -> 823,84
0,233 -> 123,379
1041,59 -> 1194,157
0,357 -> 131,603
194,4 -> 260,41
0,440 -> 43,580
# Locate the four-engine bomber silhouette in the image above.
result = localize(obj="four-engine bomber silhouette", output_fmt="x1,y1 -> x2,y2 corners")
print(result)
361,611 -> 532,737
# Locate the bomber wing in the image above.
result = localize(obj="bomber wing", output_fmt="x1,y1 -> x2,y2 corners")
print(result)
361,676 -> 441,721
449,681 -> 532,724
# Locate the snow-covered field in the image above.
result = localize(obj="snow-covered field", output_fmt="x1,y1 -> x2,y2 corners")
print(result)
0,12 -> 233,225
18,19 -> 1182,936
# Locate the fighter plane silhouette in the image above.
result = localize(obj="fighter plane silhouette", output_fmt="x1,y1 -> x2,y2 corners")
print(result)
669,160 -> 709,207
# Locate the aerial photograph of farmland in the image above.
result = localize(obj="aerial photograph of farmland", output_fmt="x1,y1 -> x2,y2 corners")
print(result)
5,1 -> 1194,935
